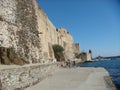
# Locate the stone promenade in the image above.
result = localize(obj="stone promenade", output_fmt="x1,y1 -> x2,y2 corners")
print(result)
25,67 -> 117,90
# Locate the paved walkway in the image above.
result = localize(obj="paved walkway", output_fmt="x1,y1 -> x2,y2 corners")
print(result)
25,67 -> 117,90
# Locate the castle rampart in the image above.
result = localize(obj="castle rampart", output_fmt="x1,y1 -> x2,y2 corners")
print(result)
0,0 -> 81,64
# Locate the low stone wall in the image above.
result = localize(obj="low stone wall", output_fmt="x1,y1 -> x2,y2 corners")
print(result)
0,63 -> 59,90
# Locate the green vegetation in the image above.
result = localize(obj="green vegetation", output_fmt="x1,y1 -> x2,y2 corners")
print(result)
52,44 -> 65,61
52,44 -> 64,53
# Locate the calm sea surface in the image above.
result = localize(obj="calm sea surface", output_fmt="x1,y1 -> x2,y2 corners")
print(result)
80,59 -> 120,90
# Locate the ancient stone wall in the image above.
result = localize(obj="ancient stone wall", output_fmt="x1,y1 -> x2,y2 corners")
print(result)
56,28 -> 76,60
37,7 -> 57,62
0,0 -> 16,24
0,0 -> 17,48
0,0 -> 43,64
37,7 -> 78,61
0,0 -> 81,64
77,51 -> 92,62
0,63 -> 59,90
72,43 -> 80,55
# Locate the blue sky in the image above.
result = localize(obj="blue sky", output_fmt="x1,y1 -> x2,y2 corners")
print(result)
37,0 -> 120,57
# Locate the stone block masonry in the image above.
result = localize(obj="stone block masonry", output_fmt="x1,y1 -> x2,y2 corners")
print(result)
0,63 -> 59,90
0,0 -> 81,64
0,0 -> 43,64
15,0 -> 42,63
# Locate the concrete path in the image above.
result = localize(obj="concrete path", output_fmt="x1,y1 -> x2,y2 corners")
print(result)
25,67 -> 117,90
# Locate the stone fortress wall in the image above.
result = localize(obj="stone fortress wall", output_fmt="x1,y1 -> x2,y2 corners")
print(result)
33,1 -> 92,62
0,0 -> 43,64
0,63 -> 59,90
0,0 -> 92,89
34,2 -> 81,62
0,0 -> 92,64
36,7 -> 57,63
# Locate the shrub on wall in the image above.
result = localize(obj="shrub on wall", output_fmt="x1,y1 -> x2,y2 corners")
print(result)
52,44 -> 65,61
52,44 -> 64,53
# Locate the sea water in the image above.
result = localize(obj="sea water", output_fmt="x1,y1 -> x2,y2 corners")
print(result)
80,59 -> 120,89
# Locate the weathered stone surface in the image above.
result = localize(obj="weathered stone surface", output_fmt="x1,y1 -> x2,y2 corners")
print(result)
36,7 -> 57,61
15,0 -> 42,63
0,0 -> 43,64
76,51 -> 92,62
56,28 -> 75,60
0,0 -> 81,64
54,52 -> 65,62
0,64 -> 59,90
0,0 -> 16,24
0,47 -> 29,65
72,43 -> 80,55
36,5 -> 81,61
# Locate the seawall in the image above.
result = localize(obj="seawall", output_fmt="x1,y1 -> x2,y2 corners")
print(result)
25,67 -> 117,90
0,63 -> 59,90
